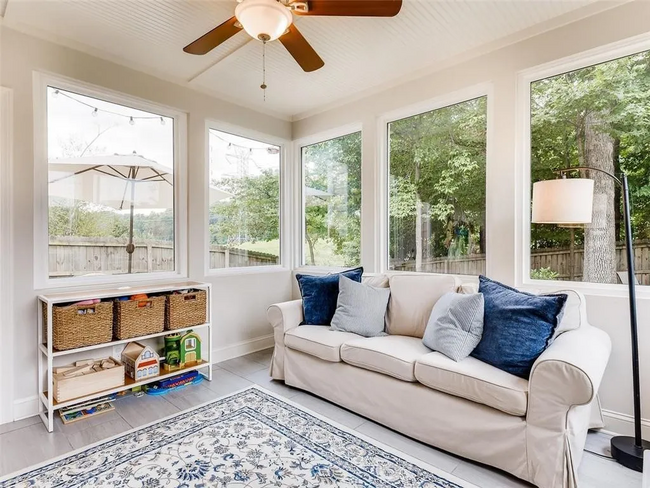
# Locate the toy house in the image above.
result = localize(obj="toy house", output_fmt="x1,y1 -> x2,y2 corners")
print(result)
179,331 -> 201,367
122,342 -> 160,380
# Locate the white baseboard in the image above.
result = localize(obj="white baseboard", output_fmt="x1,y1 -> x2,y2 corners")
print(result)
211,334 -> 274,364
13,395 -> 39,422
601,409 -> 650,438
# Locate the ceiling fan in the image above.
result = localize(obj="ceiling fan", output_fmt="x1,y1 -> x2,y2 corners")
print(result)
183,0 -> 403,72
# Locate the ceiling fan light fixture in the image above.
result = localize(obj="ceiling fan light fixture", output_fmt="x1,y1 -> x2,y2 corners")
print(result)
235,0 -> 293,42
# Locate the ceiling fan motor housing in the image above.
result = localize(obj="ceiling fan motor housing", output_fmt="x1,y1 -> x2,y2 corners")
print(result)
235,0 -> 294,42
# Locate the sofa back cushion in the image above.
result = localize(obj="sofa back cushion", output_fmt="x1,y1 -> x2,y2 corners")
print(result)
386,274 -> 459,338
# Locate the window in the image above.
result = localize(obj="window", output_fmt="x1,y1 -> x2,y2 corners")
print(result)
388,97 -> 487,274
301,132 -> 362,267
46,86 -> 176,279
208,129 -> 281,269
529,50 -> 650,285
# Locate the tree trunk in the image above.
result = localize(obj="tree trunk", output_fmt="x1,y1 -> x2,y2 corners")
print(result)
415,156 -> 422,272
580,112 -> 617,284
305,233 -> 316,266
613,138 -> 622,242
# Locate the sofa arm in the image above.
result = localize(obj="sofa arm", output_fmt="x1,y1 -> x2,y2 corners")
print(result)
526,324 -> 611,488
267,300 -> 303,380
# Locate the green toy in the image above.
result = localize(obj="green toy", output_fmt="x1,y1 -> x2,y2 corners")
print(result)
163,334 -> 182,372
180,330 -> 202,366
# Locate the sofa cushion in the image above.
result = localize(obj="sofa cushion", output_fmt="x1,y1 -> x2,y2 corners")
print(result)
285,326 -> 361,363
422,292 -> 484,362
331,275 -> 391,337
296,267 -> 363,325
386,274 -> 459,338
471,276 -> 567,379
340,336 -> 431,382
415,352 -> 529,416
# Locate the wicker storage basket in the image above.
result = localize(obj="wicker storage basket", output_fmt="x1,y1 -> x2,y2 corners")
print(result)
114,296 -> 166,340
166,290 -> 207,330
44,302 -> 113,351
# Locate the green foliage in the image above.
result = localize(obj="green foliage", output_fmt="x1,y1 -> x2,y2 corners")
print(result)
209,169 -> 280,249
531,51 -> 650,247
302,132 -> 362,266
530,267 -> 560,280
49,202 -> 173,242
389,97 -> 487,262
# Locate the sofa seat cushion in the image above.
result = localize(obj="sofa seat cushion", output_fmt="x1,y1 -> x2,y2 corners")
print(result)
414,352 -> 528,416
285,326 -> 361,363
340,336 -> 431,382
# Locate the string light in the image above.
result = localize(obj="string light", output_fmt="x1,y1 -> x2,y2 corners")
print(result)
50,88 -> 168,125
210,131 -> 278,154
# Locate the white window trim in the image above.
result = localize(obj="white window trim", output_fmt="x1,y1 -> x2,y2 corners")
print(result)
33,72 -> 188,290
1,86 -> 15,424
293,122 -> 363,271
204,119 -> 290,277
515,32 -> 650,298
377,82 -> 494,278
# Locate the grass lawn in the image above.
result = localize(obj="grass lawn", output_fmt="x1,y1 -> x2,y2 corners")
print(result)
238,238 -> 346,266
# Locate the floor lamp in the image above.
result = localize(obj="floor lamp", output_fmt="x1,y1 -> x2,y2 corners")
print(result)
532,167 -> 649,472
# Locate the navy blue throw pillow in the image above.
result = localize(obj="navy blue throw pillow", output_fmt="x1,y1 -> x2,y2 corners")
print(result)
470,276 -> 567,379
296,267 -> 363,325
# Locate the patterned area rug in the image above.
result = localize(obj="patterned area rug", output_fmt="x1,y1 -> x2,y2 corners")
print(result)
1,386 -> 473,487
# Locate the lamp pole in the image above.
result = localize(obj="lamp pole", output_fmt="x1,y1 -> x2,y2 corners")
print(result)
554,167 -> 648,471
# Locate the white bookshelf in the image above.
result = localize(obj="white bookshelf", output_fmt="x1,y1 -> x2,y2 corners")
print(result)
37,281 -> 212,432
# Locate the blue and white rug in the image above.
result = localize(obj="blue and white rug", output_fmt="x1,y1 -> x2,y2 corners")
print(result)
1,386 -> 473,487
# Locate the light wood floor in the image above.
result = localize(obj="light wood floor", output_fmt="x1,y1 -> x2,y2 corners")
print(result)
0,348 -> 643,487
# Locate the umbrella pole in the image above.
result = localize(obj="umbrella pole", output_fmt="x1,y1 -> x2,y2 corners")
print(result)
127,168 -> 136,273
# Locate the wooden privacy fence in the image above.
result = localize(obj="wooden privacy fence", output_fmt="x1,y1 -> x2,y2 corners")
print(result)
49,237 -> 278,277
392,239 -> 650,285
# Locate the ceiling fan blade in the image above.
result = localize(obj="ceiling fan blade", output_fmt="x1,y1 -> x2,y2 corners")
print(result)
183,16 -> 242,55
296,0 -> 402,17
279,25 -> 324,72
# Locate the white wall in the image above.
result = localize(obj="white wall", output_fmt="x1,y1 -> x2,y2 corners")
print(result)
292,0 -> 650,436
0,26 -> 293,420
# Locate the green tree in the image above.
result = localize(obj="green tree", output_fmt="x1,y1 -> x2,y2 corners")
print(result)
530,51 -> 650,282
209,169 -> 280,248
389,97 -> 487,270
303,132 -> 362,267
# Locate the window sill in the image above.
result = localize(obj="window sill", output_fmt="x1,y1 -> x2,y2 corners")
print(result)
519,278 -> 650,301
205,265 -> 289,278
35,271 -> 188,294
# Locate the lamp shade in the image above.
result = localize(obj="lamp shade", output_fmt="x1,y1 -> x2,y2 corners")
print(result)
532,178 -> 594,225
235,0 -> 293,42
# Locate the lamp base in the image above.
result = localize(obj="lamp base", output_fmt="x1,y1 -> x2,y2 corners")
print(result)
610,435 -> 650,472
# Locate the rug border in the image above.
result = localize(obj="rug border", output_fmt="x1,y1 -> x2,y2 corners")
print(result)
0,385 -> 477,488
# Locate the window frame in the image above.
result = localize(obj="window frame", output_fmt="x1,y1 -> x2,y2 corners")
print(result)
515,32 -> 650,297
378,83 -> 493,277
33,72 -> 188,289
293,123 -> 364,271
204,119 -> 289,276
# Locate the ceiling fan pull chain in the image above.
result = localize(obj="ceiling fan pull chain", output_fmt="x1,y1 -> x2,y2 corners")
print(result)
261,40 -> 267,101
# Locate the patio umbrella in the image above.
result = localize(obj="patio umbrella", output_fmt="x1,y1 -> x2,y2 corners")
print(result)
49,154 -> 232,273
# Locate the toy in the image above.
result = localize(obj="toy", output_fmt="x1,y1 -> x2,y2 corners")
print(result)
162,334 -> 182,372
144,370 -> 203,395
179,330 -> 202,367
121,342 -> 160,380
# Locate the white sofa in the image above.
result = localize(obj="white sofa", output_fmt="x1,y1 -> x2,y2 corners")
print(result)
267,274 -> 612,488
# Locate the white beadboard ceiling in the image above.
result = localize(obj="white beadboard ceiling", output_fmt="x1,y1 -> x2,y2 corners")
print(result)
3,0 -> 605,120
